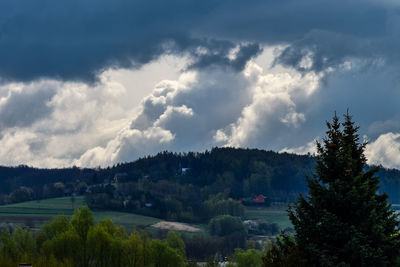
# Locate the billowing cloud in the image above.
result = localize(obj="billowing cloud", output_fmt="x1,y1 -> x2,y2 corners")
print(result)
0,77 -> 130,167
0,48 -> 397,168
76,66 -> 254,166
366,133 -> 400,169
0,81 -> 56,129
75,51 -> 327,167
280,139 -> 318,155
0,58 -> 182,167
216,62 -> 320,149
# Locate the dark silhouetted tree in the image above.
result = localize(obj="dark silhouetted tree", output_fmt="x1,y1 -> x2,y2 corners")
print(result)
288,112 -> 400,266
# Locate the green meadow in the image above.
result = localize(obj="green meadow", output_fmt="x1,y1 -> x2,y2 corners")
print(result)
0,196 -> 298,233
245,205 -> 292,230
0,196 -> 161,232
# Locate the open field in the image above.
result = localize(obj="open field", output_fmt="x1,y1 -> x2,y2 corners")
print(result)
0,197 -> 296,233
246,203 -> 400,231
0,197 -> 161,232
0,197 -> 86,217
152,221 -> 201,232
245,204 -> 292,230
94,210 -> 161,231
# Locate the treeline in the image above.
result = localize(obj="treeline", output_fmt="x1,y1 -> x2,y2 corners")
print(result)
86,181 -> 247,223
0,165 -> 97,195
0,148 -> 314,205
1,147 -> 400,209
0,206 -> 185,266
0,206 -> 267,267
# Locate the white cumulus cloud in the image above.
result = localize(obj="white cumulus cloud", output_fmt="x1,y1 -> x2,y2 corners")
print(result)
366,133 -> 400,169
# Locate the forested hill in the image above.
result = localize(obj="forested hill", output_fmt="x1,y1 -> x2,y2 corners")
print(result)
0,147 -> 400,204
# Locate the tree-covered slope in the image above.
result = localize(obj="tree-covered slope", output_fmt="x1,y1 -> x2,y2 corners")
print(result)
0,147 -> 399,205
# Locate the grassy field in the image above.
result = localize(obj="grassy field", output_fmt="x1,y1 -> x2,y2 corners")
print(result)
245,204 -> 292,229
0,197 -> 161,232
0,197 -> 294,233
0,196 -> 86,215
246,203 -> 400,231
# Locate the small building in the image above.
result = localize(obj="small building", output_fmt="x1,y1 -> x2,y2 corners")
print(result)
253,195 -> 266,204
241,195 -> 269,206
114,173 -> 128,183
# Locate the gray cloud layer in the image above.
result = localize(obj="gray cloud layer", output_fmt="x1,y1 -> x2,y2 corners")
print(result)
0,0 -> 396,82
0,0 -> 265,82
0,83 -> 56,129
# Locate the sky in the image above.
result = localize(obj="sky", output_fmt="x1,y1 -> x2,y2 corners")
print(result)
0,0 -> 400,168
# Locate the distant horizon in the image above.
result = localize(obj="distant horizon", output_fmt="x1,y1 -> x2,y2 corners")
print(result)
0,146 -> 301,169
1,146 -> 397,172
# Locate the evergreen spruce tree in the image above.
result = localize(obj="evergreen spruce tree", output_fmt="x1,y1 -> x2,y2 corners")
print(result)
288,112 -> 400,266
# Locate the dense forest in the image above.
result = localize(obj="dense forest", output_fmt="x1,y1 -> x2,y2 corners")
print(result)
0,148 -> 400,207
0,149 -> 398,199
0,148 -> 400,223
0,148 -> 314,198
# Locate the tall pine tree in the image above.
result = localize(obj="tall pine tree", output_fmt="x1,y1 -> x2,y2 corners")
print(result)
288,112 -> 400,266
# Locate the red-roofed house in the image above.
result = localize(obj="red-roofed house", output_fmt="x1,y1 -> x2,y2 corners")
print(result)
253,195 -> 266,204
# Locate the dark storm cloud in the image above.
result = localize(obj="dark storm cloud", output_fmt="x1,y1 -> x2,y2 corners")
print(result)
197,0 -> 398,73
0,0 -> 395,82
200,0 -> 388,40
0,0 -> 260,82
274,30 -> 383,72
188,43 -> 262,71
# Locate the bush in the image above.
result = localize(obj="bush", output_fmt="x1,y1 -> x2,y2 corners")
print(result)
209,215 -> 245,237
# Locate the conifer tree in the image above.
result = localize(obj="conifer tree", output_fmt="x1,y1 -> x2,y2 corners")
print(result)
288,112 -> 400,266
